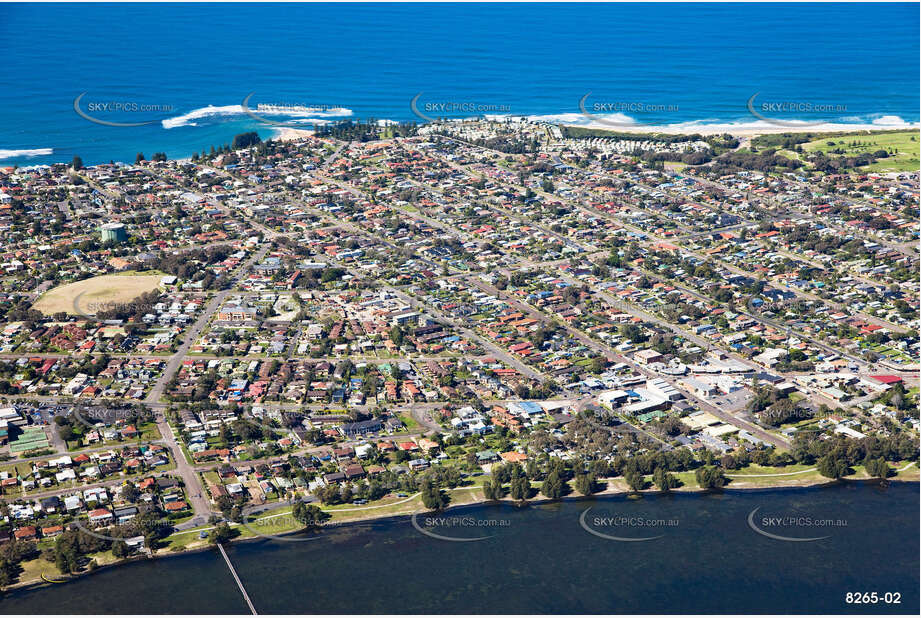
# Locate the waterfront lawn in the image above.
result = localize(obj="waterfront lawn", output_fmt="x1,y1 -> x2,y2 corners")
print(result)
163,529 -> 211,551
892,461 -> 919,480
240,511 -> 301,537
325,484 -> 484,522
153,461 -> 917,558
722,462 -> 807,475
11,547 -> 122,587
324,494 -> 420,520
15,556 -> 58,584
161,489 -> 451,549
667,460 -> 918,489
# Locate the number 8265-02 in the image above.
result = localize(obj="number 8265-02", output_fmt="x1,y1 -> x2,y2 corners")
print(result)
845,592 -> 900,604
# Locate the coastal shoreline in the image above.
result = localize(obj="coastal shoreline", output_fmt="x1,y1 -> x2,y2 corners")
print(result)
4,121 -> 920,167
5,473 -> 917,596
552,119 -> 920,138
270,127 -> 316,142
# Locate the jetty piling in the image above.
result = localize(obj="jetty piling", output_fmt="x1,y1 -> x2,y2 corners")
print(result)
218,543 -> 257,615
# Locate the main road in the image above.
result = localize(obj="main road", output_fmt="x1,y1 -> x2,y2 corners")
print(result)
144,244 -> 270,405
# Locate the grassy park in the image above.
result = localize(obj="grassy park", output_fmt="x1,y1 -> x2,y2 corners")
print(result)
802,130 -> 919,172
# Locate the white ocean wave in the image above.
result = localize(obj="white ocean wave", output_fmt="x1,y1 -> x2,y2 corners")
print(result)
871,115 -> 911,126
838,114 -> 915,126
429,109 -> 920,133
539,114 -> 919,134
527,112 -> 637,126
0,147 -> 53,160
162,104 -> 353,129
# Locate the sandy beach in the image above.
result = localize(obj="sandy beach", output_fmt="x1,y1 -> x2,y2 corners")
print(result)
557,119 -> 921,138
271,127 -> 315,142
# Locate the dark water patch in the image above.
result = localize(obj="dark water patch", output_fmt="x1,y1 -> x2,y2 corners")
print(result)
3,482 -> 916,614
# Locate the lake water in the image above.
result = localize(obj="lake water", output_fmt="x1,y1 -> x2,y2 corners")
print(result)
2,481 -> 917,614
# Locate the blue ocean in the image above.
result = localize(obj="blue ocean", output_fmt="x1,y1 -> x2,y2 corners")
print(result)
1,2 -> 918,165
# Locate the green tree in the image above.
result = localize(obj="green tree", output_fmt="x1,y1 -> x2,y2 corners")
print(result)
864,457 -> 890,479
589,357 -> 606,374
390,325 -> 405,347
215,495 -> 236,519
525,459 -> 542,481
120,484 -> 140,503
482,475 -> 505,501
695,466 -> 727,489
817,454 -> 850,479
0,539 -> 37,588
232,131 -> 262,150
509,469 -> 530,501
58,424 -> 76,442
652,467 -> 678,491
573,473 -> 596,496
292,501 -> 330,529
420,479 -> 446,511
624,469 -> 645,491
540,469 -> 563,499
208,523 -> 237,545
111,540 -> 130,559
0,557 -> 17,587
53,535 -> 80,573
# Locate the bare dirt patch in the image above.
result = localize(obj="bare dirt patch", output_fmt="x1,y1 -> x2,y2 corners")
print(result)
32,272 -> 163,316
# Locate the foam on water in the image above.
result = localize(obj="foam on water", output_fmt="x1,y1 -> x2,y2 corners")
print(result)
162,104 -> 354,129
0,147 -> 54,160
